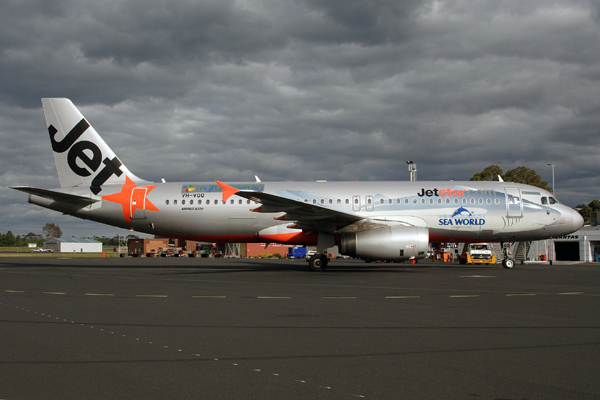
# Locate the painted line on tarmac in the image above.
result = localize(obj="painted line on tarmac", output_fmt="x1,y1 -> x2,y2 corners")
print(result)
386,296 -> 421,299
558,292 -> 585,295
506,293 -> 536,296
4,290 -> 24,293
449,295 -> 480,298
86,293 -> 115,296
322,296 -> 356,299
257,296 -> 291,299
135,294 -> 168,298
43,292 -> 65,295
192,295 -> 226,298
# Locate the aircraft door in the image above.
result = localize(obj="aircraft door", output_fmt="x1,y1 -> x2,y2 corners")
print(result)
505,187 -> 523,218
366,195 -> 374,211
352,195 -> 361,211
131,187 -> 147,219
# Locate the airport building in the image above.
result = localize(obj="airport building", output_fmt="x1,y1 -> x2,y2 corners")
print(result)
43,238 -> 102,253
538,225 -> 600,262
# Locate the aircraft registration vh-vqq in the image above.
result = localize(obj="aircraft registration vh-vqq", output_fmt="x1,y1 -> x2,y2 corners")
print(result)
12,98 -> 584,270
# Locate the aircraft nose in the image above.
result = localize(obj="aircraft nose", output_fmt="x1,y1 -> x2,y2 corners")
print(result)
571,208 -> 584,231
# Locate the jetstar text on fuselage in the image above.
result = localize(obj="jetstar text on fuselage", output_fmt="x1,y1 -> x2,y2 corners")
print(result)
417,188 -> 466,197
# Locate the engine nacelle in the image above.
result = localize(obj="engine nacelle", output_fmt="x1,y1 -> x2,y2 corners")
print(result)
340,226 -> 429,262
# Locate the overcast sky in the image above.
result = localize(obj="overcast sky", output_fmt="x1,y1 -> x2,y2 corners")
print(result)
1,0 -> 600,238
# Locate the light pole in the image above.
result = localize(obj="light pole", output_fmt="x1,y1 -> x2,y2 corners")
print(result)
547,164 -> 555,195
406,161 -> 417,182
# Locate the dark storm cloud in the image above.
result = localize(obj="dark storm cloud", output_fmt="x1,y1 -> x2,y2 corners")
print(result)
1,0 -> 600,236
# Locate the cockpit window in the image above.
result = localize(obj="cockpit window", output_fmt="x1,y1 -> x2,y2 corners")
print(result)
549,197 -> 558,204
541,197 -> 548,205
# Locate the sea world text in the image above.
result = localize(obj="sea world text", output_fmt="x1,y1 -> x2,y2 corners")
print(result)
439,218 -> 486,226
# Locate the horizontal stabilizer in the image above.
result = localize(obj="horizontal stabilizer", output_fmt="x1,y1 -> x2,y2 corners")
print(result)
10,186 -> 100,204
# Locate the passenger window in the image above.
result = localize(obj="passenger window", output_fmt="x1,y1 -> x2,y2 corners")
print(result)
329,199 -> 333,204
421,199 -> 425,204
470,198 -> 475,204
478,198 -> 483,204
462,199 -> 467,204
247,200 -> 251,204
487,199 -> 491,204
320,199 -> 324,204
346,199 -> 349,204
230,199 -> 234,204
166,200 -> 169,205
205,200 -> 209,205
174,200 -> 177,205
239,200 -> 242,204
429,199 -> 434,204
337,199 -> 341,204
446,199 -> 450,204
190,200 -> 194,205
182,200 -> 185,205
437,199 -> 442,204
413,199 -> 417,204
405,199 -> 409,204
198,200 -> 202,205
454,199 -> 458,204
380,199 -> 384,204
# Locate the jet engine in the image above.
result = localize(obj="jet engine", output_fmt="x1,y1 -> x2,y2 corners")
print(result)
340,226 -> 429,262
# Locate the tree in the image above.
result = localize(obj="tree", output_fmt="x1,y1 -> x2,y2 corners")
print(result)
579,205 -> 592,220
588,199 -> 600,211
503,167 -> 550,191
42,223 -> 62,239
3,231 -> 16,247
470,165 -> 503,182
471,165 -> 550,191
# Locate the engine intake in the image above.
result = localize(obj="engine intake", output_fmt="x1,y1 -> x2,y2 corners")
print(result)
340,226 -> 429,261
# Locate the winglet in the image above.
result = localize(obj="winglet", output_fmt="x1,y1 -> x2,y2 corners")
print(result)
216,181 -> 240,202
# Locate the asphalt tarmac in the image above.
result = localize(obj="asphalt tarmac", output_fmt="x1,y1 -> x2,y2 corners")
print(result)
0,257 -> 599,400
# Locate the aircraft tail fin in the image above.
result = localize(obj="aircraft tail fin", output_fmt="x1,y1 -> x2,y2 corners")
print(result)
42,98 -> 146,194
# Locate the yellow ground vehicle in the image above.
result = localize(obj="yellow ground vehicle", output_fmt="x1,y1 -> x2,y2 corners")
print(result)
459,243 -> 496,265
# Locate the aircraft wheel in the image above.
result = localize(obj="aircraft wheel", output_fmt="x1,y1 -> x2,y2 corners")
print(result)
502,259 -> 515,269
309,255 -> 328,271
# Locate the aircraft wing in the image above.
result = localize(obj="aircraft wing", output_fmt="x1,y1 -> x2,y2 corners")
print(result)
10,186 -> 100,205
216,181 -> 364,233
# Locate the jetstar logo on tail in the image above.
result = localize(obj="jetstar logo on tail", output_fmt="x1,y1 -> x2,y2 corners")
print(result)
49,118 -> 123,194
102,176 -> 159,225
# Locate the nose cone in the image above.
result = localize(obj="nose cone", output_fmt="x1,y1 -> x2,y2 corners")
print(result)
571,208 -> 584,231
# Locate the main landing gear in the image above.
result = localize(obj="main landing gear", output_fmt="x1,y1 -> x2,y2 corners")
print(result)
308,254 -> 328,271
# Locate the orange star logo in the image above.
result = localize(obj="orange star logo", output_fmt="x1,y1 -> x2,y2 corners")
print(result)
102,176 -> 159,225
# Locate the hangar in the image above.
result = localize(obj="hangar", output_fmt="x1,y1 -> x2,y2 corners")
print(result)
528,226 -> 600,263
43,238 -> 102,253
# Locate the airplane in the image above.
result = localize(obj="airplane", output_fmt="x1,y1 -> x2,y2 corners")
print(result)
11,98 -> 584,270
